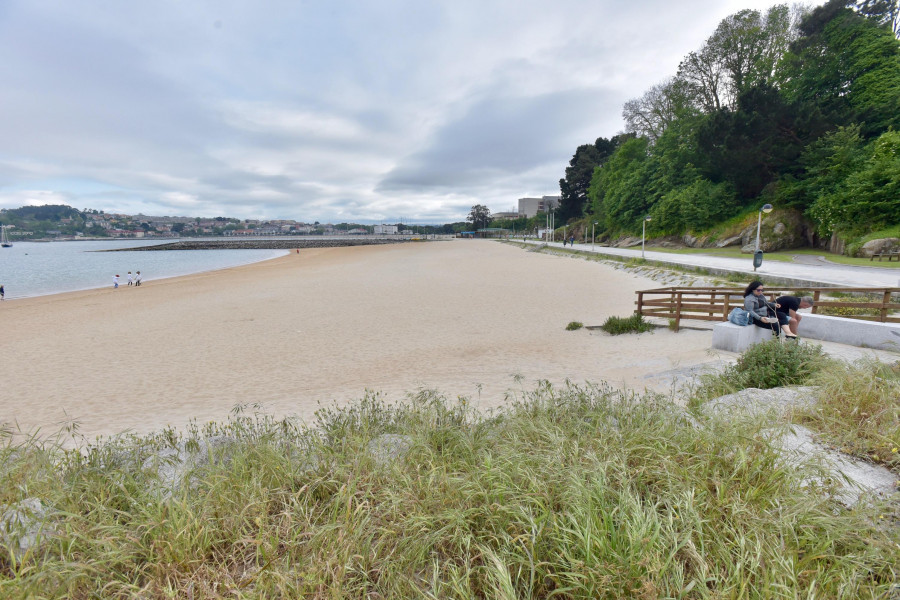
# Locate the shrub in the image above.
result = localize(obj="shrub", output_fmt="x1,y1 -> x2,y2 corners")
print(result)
694,339 -> 831,401
565,321 -> 583,330
600,313 -> 653,335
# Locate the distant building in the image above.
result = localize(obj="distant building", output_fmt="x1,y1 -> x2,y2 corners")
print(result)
373,224 -> 398,234
492,211 -> 520,220
518,195 -> 560,218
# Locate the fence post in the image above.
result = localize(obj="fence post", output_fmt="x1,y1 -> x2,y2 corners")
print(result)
881,290 -> 890,323
674,291 -> 683,332
812,290 -> 821,314
636,291 -> 644,316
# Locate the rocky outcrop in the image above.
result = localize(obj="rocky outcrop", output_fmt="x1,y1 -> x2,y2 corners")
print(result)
739,210 -> 811,253
859,238 -> 900,257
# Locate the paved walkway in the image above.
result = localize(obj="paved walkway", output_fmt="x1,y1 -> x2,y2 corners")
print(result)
523,240 -> 900,288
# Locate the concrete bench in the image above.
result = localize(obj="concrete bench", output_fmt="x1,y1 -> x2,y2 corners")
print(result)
712,314 -> 900,353
712,322 -> 778,353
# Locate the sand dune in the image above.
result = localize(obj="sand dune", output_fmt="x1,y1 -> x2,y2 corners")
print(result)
0,240 -> 721,441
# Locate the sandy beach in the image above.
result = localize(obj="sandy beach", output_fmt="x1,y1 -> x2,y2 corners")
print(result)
1,240 -> 723,441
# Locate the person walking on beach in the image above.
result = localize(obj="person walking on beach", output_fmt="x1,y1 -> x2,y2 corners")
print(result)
134,271 -> 142,286
743,280 -> 797,339
127,271 -> 133,286
0,284 -> 4,300
775,295 -> 814,336
113,274 -> 119,289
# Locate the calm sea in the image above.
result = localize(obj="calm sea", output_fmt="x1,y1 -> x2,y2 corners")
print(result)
0,239 -> 288,299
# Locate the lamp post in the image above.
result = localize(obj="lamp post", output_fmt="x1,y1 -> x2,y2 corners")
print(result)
753,203 -> 773,272
591,221 -> 598,251
641,216 -> 652,259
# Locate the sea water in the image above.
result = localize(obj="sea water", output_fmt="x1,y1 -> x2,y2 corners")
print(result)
0,239 -> 288,299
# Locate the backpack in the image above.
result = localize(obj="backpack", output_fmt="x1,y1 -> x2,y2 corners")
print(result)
728,307 -> 751,326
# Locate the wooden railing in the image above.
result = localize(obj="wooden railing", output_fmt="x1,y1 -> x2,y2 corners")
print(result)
635,286 -> 900,331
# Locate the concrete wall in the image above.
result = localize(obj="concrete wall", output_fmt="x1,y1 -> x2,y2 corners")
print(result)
797,314 -> 900,352
713,314 -> 900,353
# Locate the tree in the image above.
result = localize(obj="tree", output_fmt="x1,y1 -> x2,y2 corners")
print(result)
558,135 -> 631,222
678,5 -> 796,112
780,0 -> 900,135
623,77 -> 696,142
467,204 -> 492,230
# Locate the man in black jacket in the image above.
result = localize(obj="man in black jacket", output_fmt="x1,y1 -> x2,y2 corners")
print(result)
776,295 -> 814,336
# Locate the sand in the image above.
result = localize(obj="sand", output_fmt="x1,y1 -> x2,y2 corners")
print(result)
0,240 -> 722,442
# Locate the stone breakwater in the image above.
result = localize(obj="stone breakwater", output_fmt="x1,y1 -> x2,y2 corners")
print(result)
105,238 -> 419,251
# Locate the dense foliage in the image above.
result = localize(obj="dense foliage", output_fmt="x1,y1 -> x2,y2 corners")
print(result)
558,0 -> 900,247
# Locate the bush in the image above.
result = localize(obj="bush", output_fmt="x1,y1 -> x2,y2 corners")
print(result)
565,321 -> 583,330
694,339 -> 831,401
600,313 -> 653,335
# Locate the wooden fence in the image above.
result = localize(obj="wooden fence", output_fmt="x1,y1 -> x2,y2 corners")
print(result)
635,286 -> 900,331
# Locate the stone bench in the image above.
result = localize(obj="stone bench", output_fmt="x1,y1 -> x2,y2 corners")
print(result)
712,314 -> 900,353
712,322 -> 778,353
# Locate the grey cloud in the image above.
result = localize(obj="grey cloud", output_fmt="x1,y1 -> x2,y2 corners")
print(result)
378,88 -> 620,193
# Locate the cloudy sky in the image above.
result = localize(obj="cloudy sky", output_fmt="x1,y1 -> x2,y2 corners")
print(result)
0,0 -> 817,224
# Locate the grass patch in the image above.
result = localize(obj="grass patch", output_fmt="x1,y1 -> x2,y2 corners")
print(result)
600,313 -> 654,335
1,385 -> 897,597
565,321 -> 583,331
796,359 -> 900,473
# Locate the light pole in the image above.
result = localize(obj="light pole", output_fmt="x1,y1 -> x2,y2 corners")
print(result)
641,216 -> 651,258
754,203 -> 773,271
591,221 -> 598,251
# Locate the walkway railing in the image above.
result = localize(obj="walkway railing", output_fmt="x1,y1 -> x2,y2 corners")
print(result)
635,286 -> 900,331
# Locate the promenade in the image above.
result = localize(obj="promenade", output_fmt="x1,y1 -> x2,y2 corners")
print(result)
524,240 -> 900,288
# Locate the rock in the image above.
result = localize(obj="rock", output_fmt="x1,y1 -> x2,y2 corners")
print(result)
715,235 -> 742,248
367,434 -> 413,467
773,424 -> 897,508
703,387 -> 818,418
860,238 -> 900,257
0,498 -> 56,562
143,435 -> 239,498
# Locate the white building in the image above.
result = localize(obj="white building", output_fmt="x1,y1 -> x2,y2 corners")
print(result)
517,195 -> 560,218
373,224 -> 398,234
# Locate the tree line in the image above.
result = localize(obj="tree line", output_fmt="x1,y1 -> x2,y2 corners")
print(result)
548,0 -> 900,249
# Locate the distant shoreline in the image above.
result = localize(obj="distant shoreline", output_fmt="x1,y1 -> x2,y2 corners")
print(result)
104,237 -> 435,251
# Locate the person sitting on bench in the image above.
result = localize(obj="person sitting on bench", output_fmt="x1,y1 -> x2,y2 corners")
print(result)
743,280 -> 797,339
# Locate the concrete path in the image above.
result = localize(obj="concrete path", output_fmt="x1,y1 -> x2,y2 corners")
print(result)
522,240 -> 900,288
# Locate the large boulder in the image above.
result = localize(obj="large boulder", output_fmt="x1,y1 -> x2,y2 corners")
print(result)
859,238 -> 900,257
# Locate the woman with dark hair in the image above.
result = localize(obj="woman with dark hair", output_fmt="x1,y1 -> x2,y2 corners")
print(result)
743,280 -> 797,339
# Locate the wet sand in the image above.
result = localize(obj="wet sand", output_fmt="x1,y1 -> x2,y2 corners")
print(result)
0,240 -> 721,442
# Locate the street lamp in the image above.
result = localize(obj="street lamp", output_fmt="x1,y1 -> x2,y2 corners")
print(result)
641,216 -> 652,258
592,221 -> 598,251
753,203 -> 773,271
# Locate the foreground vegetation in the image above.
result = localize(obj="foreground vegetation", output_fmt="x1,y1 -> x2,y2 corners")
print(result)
2,353 -> 899,598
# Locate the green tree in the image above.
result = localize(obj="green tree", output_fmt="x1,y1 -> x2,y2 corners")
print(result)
558,135 -> 630,222
467,204 -> 492,230
780,0 -> 900,136
808,129 -> 900,235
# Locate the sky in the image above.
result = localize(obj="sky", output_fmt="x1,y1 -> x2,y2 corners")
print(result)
0,0 -> 819,224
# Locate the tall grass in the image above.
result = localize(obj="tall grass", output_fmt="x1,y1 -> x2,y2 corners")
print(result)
797,359 -> 900,473
2,384 -> 897,598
